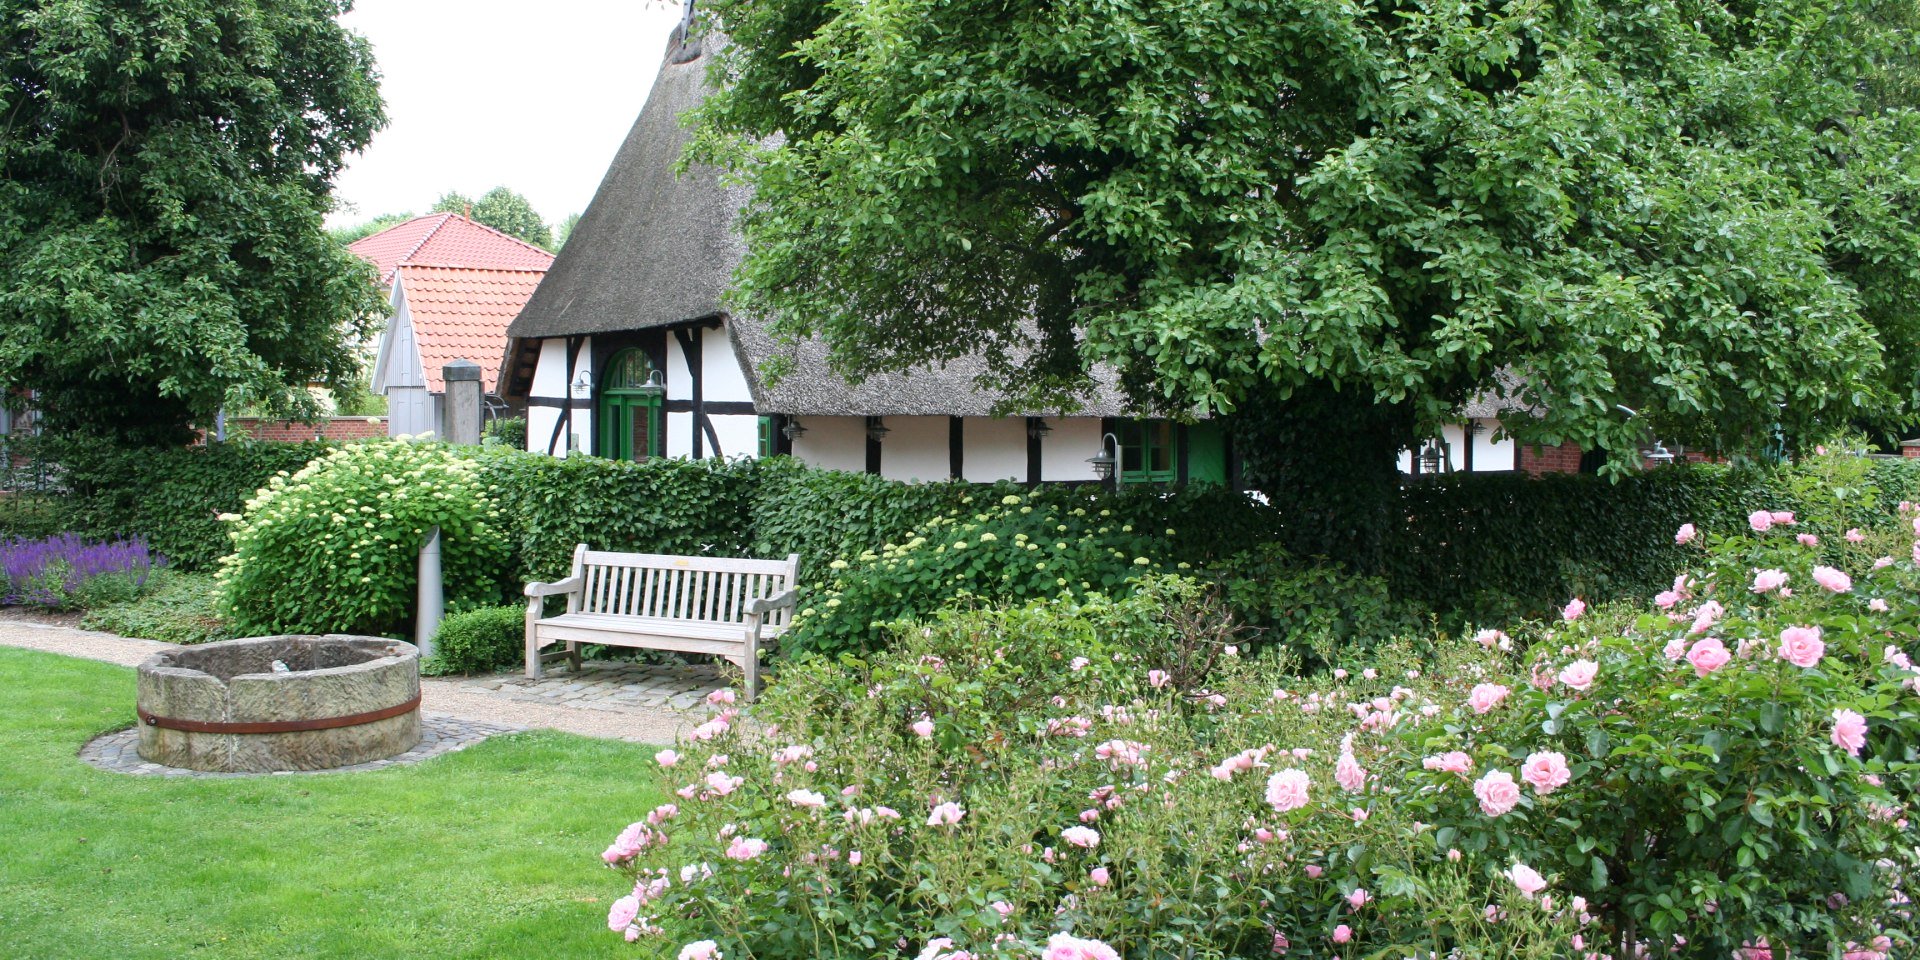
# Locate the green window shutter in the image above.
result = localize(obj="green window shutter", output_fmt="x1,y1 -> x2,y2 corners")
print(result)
1187,422 -> 1227,485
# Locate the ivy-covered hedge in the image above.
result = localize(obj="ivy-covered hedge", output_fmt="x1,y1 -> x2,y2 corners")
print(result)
45,439 -> 337,570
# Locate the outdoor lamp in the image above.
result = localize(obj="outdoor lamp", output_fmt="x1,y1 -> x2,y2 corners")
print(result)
571,370 -> 592,396
866,417 -> 891,443
1028,418 -> 1053,441
1646,440 -> 1676,467
635,369 -> 666,398
781,418 -> 807,442
1087,432 -> 1120,481
1418,442 -> 1444,474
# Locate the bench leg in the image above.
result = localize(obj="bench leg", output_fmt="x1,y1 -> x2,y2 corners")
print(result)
525,602 -> 543,679
742,631 -> 761,702
566,640 -> 582,673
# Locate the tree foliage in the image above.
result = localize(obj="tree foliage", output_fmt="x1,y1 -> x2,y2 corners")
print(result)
692,0 -> 1920,469
432,186 -> 552,249
0,0 -> 388,445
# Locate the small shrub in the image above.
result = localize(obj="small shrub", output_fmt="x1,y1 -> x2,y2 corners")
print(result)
784,490 -> 1196,657
1,533 -> 158,609
1215,543 -> 1428,665
482,416 -> 526,449
423,605 -> 524,675
216,439 -> 511,636
79,570 -> 233,644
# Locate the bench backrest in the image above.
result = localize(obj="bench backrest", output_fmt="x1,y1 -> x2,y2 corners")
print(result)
569,547 -> 801,631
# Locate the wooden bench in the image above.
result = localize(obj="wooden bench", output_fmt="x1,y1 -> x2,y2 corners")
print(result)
523,545 -> 800,701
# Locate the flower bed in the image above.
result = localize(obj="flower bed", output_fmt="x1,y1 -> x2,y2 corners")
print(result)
1,533 -> 159,609
595,513 -> 1919,958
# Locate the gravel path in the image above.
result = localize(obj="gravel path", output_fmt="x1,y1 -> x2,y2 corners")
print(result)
0,613 -> 698,745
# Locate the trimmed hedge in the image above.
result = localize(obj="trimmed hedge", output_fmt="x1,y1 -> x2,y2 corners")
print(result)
46,439 -> 337,570
423,604 -> 525,675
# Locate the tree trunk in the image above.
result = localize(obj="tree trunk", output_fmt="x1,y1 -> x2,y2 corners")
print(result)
1226,383 -> 1413,576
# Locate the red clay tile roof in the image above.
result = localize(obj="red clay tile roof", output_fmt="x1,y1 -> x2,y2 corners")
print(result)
348,213 -> 555,286
396,265 -> 548,393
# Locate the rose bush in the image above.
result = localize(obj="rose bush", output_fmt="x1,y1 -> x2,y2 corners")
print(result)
595,503 -> 1918,959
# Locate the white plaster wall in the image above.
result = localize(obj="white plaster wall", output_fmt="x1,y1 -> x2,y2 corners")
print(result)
667,334 -> 693,402
1397,448 -> 1415,474
526,337 -> 593,456
708,413 -> 760,460
703,325 -> 754,403
1440,423 -> 1467,472
879,416 -> 949,482
792,416 -> 867,474
1040,418 -> 1103,482
666,411 -> 693,459
963,416 -> 1027,482
1470,418 -> 1517,471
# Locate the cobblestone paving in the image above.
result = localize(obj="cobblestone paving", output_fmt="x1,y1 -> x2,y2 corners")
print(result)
79,713 -> 524,778
450,659 -> 730,712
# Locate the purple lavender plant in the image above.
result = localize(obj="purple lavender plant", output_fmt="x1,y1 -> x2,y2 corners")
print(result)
1,533 -> 162,608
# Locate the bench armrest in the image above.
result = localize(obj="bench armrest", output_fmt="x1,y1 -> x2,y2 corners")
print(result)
524,575 -> 584,599
744,589 -> 798,616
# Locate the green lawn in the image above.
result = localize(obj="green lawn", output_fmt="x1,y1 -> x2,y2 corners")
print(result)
0,647 -> 667,959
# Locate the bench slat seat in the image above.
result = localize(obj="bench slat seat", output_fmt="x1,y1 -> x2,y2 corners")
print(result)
523,545 -> 800,701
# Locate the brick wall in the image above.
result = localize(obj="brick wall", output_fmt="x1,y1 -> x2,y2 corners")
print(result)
1519,441 -> 1584,476
211,417 -> 388,443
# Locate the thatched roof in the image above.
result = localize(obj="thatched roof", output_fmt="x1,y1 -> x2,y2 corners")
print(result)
505,29 -> 746,341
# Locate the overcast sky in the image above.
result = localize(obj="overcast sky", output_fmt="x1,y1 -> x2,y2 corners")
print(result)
327,0 -> 686,228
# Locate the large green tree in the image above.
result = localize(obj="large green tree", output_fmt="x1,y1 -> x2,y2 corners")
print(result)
693,0 -> 1920,563
432,186 -> 552,249
0,0 -> 387,446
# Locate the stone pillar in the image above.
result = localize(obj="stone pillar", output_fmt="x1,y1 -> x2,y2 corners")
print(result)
443,359 -> 483,445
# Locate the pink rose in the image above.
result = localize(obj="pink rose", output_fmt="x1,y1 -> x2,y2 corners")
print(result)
1675,523 -> 1697,544
911,717 -> 935,738
1777,626 -> 1826,668
1846,528 -> 1865,543
1347,888 -> 1372,910
1148,669 -> 1171,688
1423,751 -> 1473,774
1335,750 -> 1367,792
1772,510 -> 1795,525
1265,769 -> 1311,813
1663,637 -> 1688,660
1561,597 -> 1586,621
724,836 -> 768,861
1331,925 -> 1352,944
927,802 -> 965,827
1871,598 -> 1890,613
1474,770 -> 1522,816
1797,533 -> 1819,547
655,749 -> 679,767
706,688 -> 736,706
1042,934 -> 1120,960
1305,864 -> 1324,878
1520,751 -> 1572,794
1089,866 -> 1110,886
1507,863 -> 1548,897
1832,709 -> 1868,756
1467,683 -> 1510,714
679,941 -> 722,960
1750,568 -> 1789,593
1686,637 -> 1731,678
1690,600 -> 1724,635
608,895 -> 640,932
1812,565 -> 1852,593
1558,660 -> 1598,691
786,789 -> 827,809
1749,510 -> 1774,532
1061,825 -> 1100,849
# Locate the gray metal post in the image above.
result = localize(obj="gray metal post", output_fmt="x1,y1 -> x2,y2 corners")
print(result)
416,526 -> 443,656
443,359 -> 483,445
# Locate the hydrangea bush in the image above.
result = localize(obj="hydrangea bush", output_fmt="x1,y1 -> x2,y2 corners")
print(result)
215,439 -> 509,635
597,514 -> 1917,959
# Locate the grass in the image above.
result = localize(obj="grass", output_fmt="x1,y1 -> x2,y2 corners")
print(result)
0,646 -> 669,959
